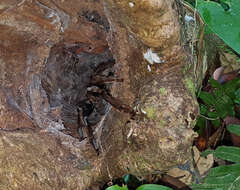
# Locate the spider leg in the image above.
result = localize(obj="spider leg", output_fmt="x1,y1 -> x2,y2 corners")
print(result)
93,61 -> 115,75
90,76 -> 123,85
87,90 -> 135,116
77,107 -> 99,153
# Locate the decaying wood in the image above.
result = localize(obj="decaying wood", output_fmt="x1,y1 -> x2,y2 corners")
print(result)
0,0 -> 209,189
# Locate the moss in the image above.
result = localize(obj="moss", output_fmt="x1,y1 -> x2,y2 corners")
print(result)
185,77 -> 195,97
159,87 -> 167,96
134,155 -> 150,170
158,120 -> 166,127
120,153 -> 129,160
117,119 -> 122,126
145,107 -> 157,120
182,64 -> 190,75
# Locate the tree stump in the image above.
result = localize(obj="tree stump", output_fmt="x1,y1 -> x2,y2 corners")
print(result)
0,0 -> 206,189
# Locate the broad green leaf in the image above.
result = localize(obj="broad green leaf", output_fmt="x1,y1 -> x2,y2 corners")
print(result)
208,163 -> 240,177
220,0 -> 232,3
234,88 -> 240,104
214,146 -> 240,163
192,175 -> 240,190
136,184 -> 172,190
213,90 -> 234,118
106,185 -> 128,190
207,111 -> 220,127
230,176 -> 240,190
199,91 -> 215,106
191,183 -> 226,190
207,111 -> 219,118
211,119 -> 221,127
224,78 -> 240,100
209,78 -> 223,91
197,0 -> 240,54
200,104 -> 208,115
227,124 -> 240,136
191,174 -> 237,190
205,174 -> 237,185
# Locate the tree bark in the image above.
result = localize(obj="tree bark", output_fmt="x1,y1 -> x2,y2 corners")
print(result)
0,0 -> 207,189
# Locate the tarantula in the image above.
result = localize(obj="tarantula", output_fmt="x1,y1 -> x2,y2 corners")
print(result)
41,42 -> 134,152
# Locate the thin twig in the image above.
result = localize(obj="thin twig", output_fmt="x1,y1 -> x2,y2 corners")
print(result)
199,114 -> 219,121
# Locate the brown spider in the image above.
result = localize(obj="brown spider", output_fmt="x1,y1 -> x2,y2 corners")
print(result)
41,42 -> 134,152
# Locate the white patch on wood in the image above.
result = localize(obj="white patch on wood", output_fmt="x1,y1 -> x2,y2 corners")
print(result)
129,2 -> 134,8
127,128 -> 134,139
141,108 -> 147,114
143,49 -> 164,64
147,64 -> 151,72
184,15 -> 194,22
133,106 -> 137,111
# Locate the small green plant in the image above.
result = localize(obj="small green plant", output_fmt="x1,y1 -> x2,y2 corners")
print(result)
106,184 -> 172,190
106,185 -> 128,190
192,127 -> 240,189
193,76 -> 240,188
227,124 -> 240,136
105,174 -> 173,190
195,78 -> 240,134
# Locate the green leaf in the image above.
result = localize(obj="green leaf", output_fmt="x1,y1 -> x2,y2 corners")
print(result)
206,111 -> 220,127
227,124 -> 240,136
205,174 -> 237,185
208,163 -> 240,177
211,119 -> 221,127
191,183 -> 226,190
220,0 -> 232,3
199,91 -> 215,106
209,78 -> 223,90
106,185 -> 128,190
192,174 -> 237,190
234,88 -> 240,104
212,90 -> 234,118
195,116 -> 206,135
197,0 -> 240,54
223,78 -> 240,100
214,146 -> 240,163
136,184 -> 173,190
200,104 -> 208,115
231,176 -> 240,190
